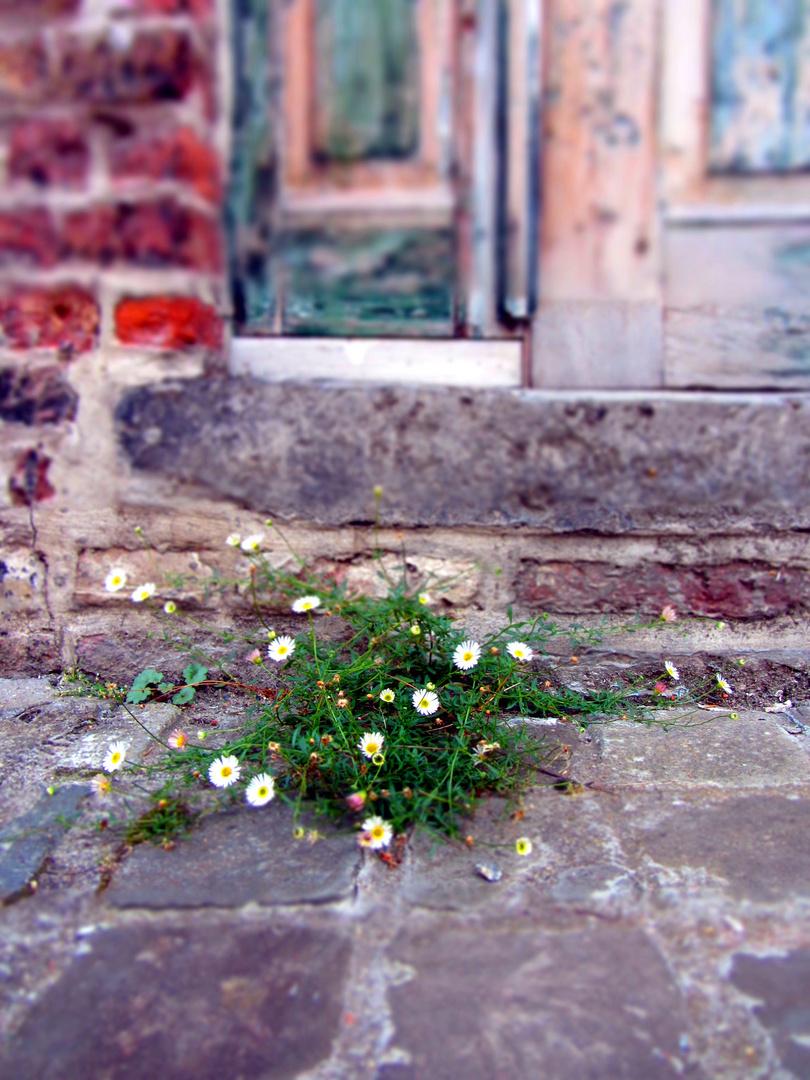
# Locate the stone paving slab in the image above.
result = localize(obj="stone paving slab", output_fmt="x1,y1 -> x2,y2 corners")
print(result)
730,950 -> 810,1080
381,915 -> 706,1080
587,712 -> 810,789
106,804 -> 362,908
0,920 -> 352,1080
0,785 -> 89,903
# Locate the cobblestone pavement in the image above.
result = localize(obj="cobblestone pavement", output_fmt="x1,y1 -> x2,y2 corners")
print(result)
1,676 -> 810,1079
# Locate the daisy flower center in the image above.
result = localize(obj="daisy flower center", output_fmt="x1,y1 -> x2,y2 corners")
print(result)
111,753 -> 120,765
419,698 -> 429,709
221,766 -> 232,778
463,651 -> 473,662
277,646 -> 288,655
371,827 -> 385,840
366,742 -> 379,755
258,786 -> 268,798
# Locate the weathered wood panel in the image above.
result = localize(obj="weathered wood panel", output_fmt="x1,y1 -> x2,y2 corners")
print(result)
533,0 -> 662,387
710,0 -> 810,174
665,223 -> 810,387
280,227 -> 455,336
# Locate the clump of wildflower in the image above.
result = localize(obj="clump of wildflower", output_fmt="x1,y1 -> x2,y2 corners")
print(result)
660,605 -> 677,623
412,688 -> 439,715
506,641 -> 533,662
379,687 -> 395,703
358,732 -> 384,758
267,635 -> 295,662
225,532 -> 241,548
163,600 -> 177,615
104,569 -> 127,593
167,729 -> 188,749
103,741 -> 128,772
453,640 -> 481,671
240,534 -> 263,552
208,755 -> 241,788
292,595 -> 321,613
130,582 -> 156,603
359,815 -> 392,850
664,661 -> 680,680
90,773 -> 112,798
245,773 -> 275,807
515,837 -> 533,856
716,674 -> 732,694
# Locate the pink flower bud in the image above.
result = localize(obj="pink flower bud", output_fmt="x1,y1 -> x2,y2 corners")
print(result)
346,791 -> 367,812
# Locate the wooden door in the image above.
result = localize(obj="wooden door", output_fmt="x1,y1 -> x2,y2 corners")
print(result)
228,0 -> 542,342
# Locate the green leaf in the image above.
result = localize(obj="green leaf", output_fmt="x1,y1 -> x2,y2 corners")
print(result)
125,688 -> 152,704
131,668 -> 164,691
172,685 -> 196,705
158,683 -> 173,692
183,663 -> 208,685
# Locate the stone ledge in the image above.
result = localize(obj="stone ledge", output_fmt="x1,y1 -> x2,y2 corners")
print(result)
116,381 -> 810,532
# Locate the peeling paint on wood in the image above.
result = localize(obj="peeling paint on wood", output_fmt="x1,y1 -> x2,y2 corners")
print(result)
711,0 -> 810,173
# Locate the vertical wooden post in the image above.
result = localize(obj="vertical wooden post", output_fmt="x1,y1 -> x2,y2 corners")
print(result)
532,0 -> 663,388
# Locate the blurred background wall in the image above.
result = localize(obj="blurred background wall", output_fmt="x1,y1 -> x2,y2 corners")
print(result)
2,0 -> 809,676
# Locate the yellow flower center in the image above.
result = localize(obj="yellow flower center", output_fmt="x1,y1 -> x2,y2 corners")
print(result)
419,699 -> 428,709
111,753 -> 120,764
278,646 -> 287,655
371,827 -> 385,840
257,786 -> 268,798
463,652 -> 473,662
221,766 -> 232,778
367,743 -> 378,754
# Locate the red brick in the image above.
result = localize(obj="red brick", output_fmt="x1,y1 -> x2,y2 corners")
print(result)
129,0 -> 212,15
0,286 -> 99,353
0,208 -> 58,267
515,560 -> 810,620
115,296 -> 223,349
0,365 -> 78,424
9,120 -> 89,188
54,30 -> 196,106
110,127 -> 222,203
0,0 -> 79,18
0,39 -> 48,105
61,201 -> 223,271
9,448 -> 55,505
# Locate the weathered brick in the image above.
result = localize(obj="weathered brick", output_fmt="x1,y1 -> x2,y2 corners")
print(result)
0,286 -> 99,353
0,209 -> 58,267
109,126 -> 222,203
0,366 -> 77,425
54,30 -> 196,106
0,547 -> 46,614
515,560 -> 810,619
9,120 -> 89,187
0,39 -> 48,105
61,201 -> 222,270
115,296 -> 222,349
9,448 -> 55,506
75,547 -> 218,607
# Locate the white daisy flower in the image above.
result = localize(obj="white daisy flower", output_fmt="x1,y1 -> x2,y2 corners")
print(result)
515,837 -> 533,856
418,593 -> 430,605
90,773 -> 112,797
245,773 -> 275,807
379,687 -> 396,703
130,582 -> 156,603
267,635 -> 296,662
225,532 -> 241,548
208,755 -> 241,788
103,741 -> 128,772
360,815 -> 392,850
104,569 -> 127,593
291,595 -> 321,613
506,641 -> 534,662
453,639 -> 481,671
412,688 -> 439,715
716,674 -> 732,694
358,732 -> 385,759
471,741 -> 500,764
664,661 -> 680,681
240,534 -> 264,552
